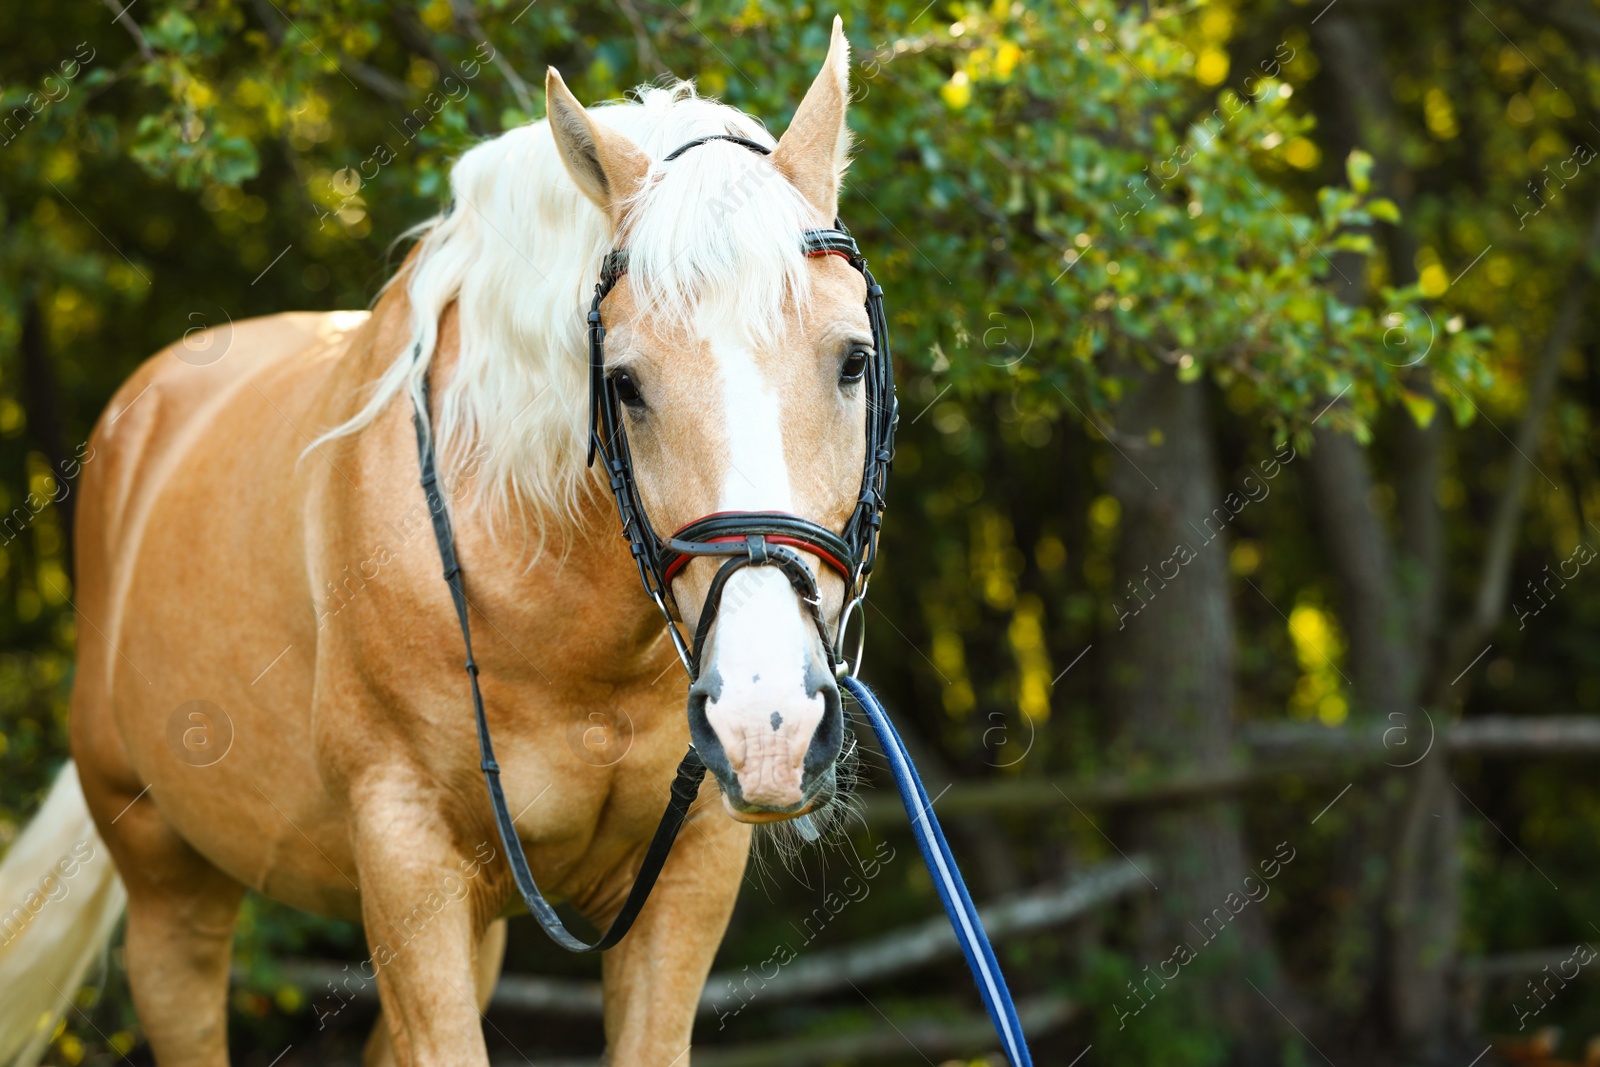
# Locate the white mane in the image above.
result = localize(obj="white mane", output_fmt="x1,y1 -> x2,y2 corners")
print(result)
320,81 -> 820,543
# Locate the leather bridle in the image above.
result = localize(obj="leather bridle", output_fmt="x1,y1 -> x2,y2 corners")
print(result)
413,133 -> 895,953
586,135 -> 897,681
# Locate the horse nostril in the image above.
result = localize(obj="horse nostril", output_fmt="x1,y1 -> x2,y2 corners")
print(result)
688,667 -> 739,776
802,674 -> 844,781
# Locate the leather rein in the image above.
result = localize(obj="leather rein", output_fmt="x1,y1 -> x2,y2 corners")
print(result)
412,133 -> 896,952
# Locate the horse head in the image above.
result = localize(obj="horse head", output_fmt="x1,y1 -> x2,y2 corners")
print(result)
546,22 -> 873,823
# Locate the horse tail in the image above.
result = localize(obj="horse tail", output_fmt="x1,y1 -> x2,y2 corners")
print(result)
0,761 -> 127,1067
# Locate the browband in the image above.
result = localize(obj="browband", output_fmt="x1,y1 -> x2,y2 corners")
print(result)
595,228 -> 861,302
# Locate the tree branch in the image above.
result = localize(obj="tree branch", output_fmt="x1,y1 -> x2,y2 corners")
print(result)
100,0 -> 155,62
246,0 -> 410,103
450,0 -> 533,115
617,0 -> 669,77
343,62 -> 411,103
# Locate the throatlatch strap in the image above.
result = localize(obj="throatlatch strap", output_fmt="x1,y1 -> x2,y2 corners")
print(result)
412,368 -> 707,952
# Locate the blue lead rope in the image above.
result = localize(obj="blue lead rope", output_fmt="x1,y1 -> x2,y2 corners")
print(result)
840,675 -> 1035,1067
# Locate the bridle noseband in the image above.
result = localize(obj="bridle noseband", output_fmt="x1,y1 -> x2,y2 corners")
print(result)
412,132 -> 895,953
586,135 -> 897,681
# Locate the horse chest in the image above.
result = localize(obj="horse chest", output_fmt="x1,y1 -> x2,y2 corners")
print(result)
481,714 -> 697,909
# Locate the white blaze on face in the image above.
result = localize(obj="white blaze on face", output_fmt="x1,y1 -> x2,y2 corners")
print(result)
701,325 -> 828,807
709,323 -> 792,514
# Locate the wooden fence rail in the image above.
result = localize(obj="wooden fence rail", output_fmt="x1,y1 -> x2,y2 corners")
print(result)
504,995 -> 1079,1067
267,857 -> 1152,1020
858,715 -> 1600,824
696,856 -> 1152,1015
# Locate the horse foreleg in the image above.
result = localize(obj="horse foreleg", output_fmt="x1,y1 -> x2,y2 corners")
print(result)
101,797 -> 245,1067
364,918 -> 507,1067
349,780 -> 506,1067
600,803 -> 751,1066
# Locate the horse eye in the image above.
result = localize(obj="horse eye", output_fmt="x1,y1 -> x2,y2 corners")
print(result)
840,347 -> 870,384
611,371 -> 644,407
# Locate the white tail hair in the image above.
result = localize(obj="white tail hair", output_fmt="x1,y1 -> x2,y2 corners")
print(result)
0,762 -> 126,1067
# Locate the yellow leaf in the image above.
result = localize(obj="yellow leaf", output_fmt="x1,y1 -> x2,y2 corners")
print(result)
1285,138 -> 1321,170
1200,7 -> 1234,40
1423,87 -> 1459,140
941,70 -> 972,109
1089,495 -> 1120,533
1196,48 -> 1229,86
421,0 -> 453,31
995,41 -> 1022,78
1419,263 -> 1449,297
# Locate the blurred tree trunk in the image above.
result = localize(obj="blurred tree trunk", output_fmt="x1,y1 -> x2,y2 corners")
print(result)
1389,404 -> 1462,1059
1304,425 -> 1459,1057
1310,13 -> 1461,1058
1105,357 -> 1289,1056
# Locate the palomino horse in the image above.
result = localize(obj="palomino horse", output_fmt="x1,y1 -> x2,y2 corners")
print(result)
0,22 -> 876,1066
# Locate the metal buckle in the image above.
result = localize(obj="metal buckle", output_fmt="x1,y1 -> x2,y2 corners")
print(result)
833,595 -> 866,678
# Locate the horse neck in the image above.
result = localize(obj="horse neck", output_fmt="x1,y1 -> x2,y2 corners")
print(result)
367,283 -> 666,672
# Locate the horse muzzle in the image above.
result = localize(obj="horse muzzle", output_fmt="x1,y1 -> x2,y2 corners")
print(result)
687,644 -> 844,821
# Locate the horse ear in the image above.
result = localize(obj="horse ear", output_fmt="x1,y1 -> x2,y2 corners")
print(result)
546,68 -> 651,224
772,16 -> 852,221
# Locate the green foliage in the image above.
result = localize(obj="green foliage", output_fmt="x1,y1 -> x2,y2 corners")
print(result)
1076,946 -> 1230,1066
831,2 -> 1492,447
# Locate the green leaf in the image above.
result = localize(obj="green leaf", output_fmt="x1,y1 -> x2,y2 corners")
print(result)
1329,233 -> 1375,255
1368,197 -> 1401,223
1345,149 -> 1374,195
207,133 -> 260,186
145,9 -> 199,53
1400,389 -> 1436,428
